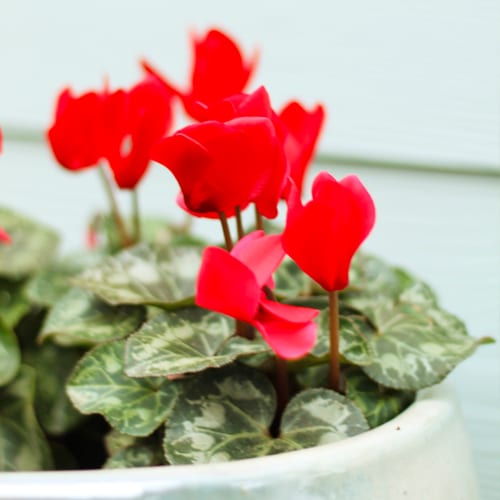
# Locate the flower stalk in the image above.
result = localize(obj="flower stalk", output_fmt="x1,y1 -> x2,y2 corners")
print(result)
328,290 -> 342,393
218,212 -> 233,250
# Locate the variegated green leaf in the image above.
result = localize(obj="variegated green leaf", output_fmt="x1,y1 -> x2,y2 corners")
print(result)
311,310 -> 374,366
0,317 -> 20,386
73,243 -> 200,307
164,365 -> 277,464
345,367 -> 415,428
362,303 -> 488,390
0,366 -> 53,470
274,258 -> 312,299
0,278 -> 30,328
279,388 -> 369,448
125,308 -> 269,378
67,340 -> 178,436
104,429 -> 138,456
104,443 -> 164,469
26,251 -> 103,307
0,207 -> 59,280
40,288 -> 145,346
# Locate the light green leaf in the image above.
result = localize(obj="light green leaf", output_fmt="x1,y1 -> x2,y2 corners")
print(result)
0,207 -> 59,280
279,388 -> 369,448
125,308 -> 269,378
0,366 -> 53,470
164,365 -> 277,464
66,340 -> 178,436
73,243 -> 200,307
26,251 -> 103,307
40,288 -> 145,346
344,367 -> 415,428
0,317 -> 20,387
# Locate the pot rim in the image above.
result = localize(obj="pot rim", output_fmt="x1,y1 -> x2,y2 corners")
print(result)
0,383 -> 459,498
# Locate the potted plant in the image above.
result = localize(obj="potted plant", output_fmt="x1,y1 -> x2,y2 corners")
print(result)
0,27 -> 491,500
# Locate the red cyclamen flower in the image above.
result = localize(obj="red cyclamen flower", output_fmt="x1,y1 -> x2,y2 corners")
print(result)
105,74 -> 173,189
279,101 -> 325,196
152,116 -> 287,219
47,88 -> 106,171
196,231 -> 318,359
283,172 -> 375,291
142,28 -> 257,121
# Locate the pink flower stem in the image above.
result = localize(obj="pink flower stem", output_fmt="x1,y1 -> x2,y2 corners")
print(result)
131,189 -> 141,243
328,290 -> 342,393
235,206 -> 245,240
254,204 -> 263,231
98,165 -> 132,248
218,212 -> 234,251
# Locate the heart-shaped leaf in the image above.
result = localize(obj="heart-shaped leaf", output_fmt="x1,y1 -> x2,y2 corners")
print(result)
125,308 -> 269,378
0,207 -> 59,280
0,366 -> 53,471
66,340 -> 178,436
164,365 -> 277,464
0,317 -> 20,387
279,388 -> 369,448
344,367 -> 415,428
40,288 -> 145,346
73,243 -> 200,307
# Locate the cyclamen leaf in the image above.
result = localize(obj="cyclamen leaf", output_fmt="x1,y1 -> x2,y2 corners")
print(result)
73,243 -> 200,307
279,388 -> 369,448
125,308 -> 269,378
66,340 -> 178,436
0,366 -> 53,471
0,317 -> 20,387
104,443 -> 164,469
344,367 -> 415,428
26,251 -> 103,307
40,288 -> 145,346
164,365 -> 277,464
362,302 -> 488,390
0,207 -> 59,280
311,310 -> 374,366
0,278 -> 31,329
28,342 -> 85,435
274,258 -> 312,299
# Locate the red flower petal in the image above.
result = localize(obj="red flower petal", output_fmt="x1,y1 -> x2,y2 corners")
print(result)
253,298 -> 318,359
279,101 -> 325,195
196,246 -> 260,322
283,172 -> 375,291
0,227 -> 11,245
231,231 -> 285,288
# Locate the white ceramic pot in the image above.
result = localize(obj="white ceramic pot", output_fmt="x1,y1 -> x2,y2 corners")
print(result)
0,383 -> 478,500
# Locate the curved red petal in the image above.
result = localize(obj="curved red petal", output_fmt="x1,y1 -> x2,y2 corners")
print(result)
231,232 -> 285,287
196,247 -> 260,322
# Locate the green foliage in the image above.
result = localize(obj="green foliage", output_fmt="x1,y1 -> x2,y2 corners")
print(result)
0,366 -> 53,471
40,288 -> 145,346
0,207 -> 59,280
73,243 -> 200,307
66,340 -> 178,436
125,307 -> 269,378
0,317 -> 20,387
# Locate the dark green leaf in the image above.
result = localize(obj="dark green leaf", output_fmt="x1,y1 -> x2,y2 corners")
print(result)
66,340 -> 178,436
40,288 -> 145,346
0,366 -> 53,470
0,278 -> 31,329
345,367 -> 415,428
104,442 -> 164,469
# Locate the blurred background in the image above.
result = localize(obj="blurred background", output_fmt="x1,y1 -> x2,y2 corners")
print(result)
0,1 -> 498,497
